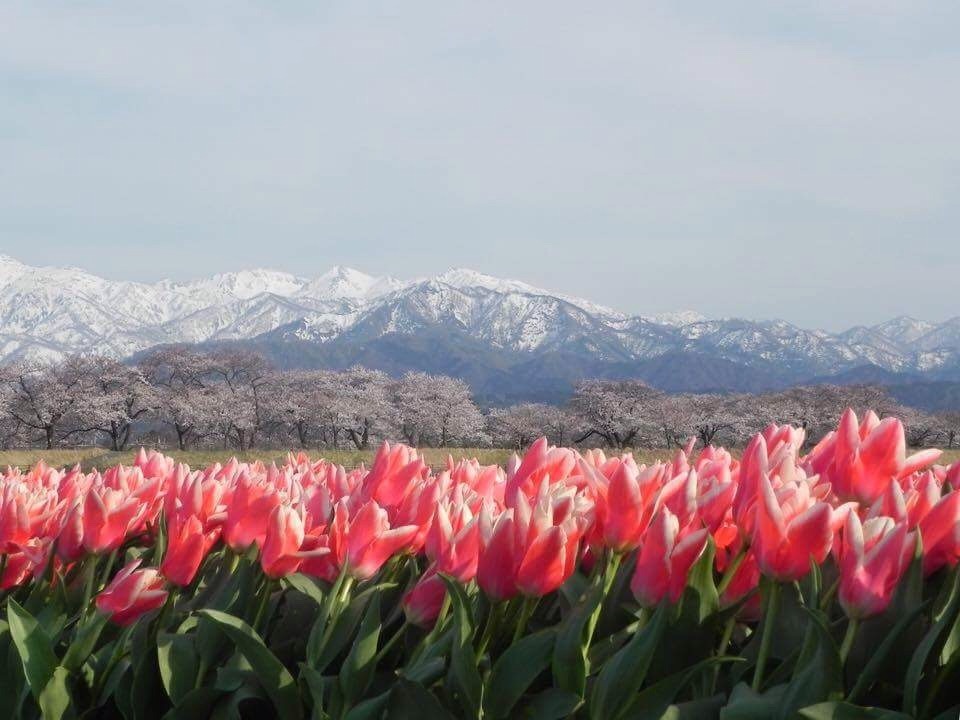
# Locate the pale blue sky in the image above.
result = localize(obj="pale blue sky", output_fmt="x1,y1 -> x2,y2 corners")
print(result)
1,2 -> 958,330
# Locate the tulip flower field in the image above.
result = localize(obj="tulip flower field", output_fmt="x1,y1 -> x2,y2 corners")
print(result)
3,410 -> 960,718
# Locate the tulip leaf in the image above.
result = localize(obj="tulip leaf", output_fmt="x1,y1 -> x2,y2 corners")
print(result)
681,537 -> 719,624
552,584 -> 603,697
484,628 -> 557,719
130,624 -> 166,720
385,678 -> 457,719
307,582 -> 397,671
622,657 -> 744,720
38,666 -> 74,720
162,687 -> 224,720
283,574 -> 327,607
796,702 -> 913,719
343,689 -> 391,720
777,609 -> 842,720
6,598 -> 70,715
439,575 -> 481,718
589,603 -> 667,720
904,568 -> 960,715
520,688 -> 583,719
846,601 -> 928,703
719,682 -> 788,720
657,695 -> 727,719
197,609 -> 303,720
340,589 -> 383,706
157,632 -> 199,705
62,612 -> 108,673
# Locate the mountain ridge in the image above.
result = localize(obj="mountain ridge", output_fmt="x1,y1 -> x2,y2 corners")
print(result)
1,254 -> 959,403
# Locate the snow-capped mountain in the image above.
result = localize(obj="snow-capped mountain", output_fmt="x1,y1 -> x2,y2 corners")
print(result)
1,254 -> 959,401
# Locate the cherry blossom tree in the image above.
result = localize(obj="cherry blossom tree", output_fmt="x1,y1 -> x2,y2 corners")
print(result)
0,357 -> 97,448
487,403 -> 572,448
71,357 -> 156,450
570,380 -> 665,448
392,372 -> 485,446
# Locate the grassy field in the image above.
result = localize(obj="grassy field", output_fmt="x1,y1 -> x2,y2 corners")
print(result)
0,446 -> 701,472
1,446 -> 958,472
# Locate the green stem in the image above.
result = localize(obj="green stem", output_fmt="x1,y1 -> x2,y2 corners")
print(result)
252,578 -> 276,634
477,602 -> 506,659
374,619 -> 410,664
717,547 -> 747,596
712,614 -> 737,693
820,577 -> 840,610
411,592 -> 451,665
839,616 -> 859,663
512,597 -> 538,644
93,625 -> 133,703
752,580 -> 781,692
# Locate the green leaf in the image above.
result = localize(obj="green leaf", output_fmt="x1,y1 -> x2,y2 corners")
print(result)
386,678 -> 457,720
552,584 -> 603,697
129,625 -> 165,720
162,687 -> 224,720
62,612 -> 108,673
343,690 -> 391,720
7,599 -> 63,705
39,666 -> 74,720
485,628 -> 557,719
520,688 -> 583,719
682,538 -> 719,624
439,575 -> 481,718
589,604 -> 667,720
340,589 -> 383,706
719,682 -> 788,720
659,695 -> 726,720
846,602 -> 928,703
904,568 -> 960,715
777,609 -> 842,719
157,633 -> 199,705
623,657 -> 743,720
197,609 -> 303,720
308,582 -> 396,672
796,701 -> 912,719
284,574 -> 327,607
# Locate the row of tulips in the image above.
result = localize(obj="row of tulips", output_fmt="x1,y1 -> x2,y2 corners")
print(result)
1,409 -> 960,718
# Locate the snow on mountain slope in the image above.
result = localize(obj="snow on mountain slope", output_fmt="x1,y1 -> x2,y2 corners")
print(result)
0,254 -> 957,385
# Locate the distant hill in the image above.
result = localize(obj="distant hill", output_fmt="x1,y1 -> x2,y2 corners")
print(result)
5,254 -> 960,407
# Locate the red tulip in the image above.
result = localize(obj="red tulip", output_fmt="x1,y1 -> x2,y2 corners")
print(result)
260,505 -> 306,579
95,560 -> 168,626
223,476 -> 281,552
630,508 -> 708,607
161,513 -> 218,586
807,409 -> 941,504
83,483 -> 149,554
837,513 -> 915,619
752,472 -> 833,582
341,500 -> 418,580
918,489 -> 960,575
403,569 -> 447,628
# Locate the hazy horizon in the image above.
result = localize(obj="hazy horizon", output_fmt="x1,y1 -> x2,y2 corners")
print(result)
2,2 -> 958,331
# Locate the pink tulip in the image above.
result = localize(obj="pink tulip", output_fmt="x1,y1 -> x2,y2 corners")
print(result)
837,513 -> 915,619
918,489 -> 960,575
630,508 -> 708,607
161,513 -> 218,586
752,471 -> 833,582
223,476 -> 281,552
403,570 -> 447,628
260,505 -> 306,579
95,560 -> 168,626
83,483 -> 149,554
328,500 -> 418,581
